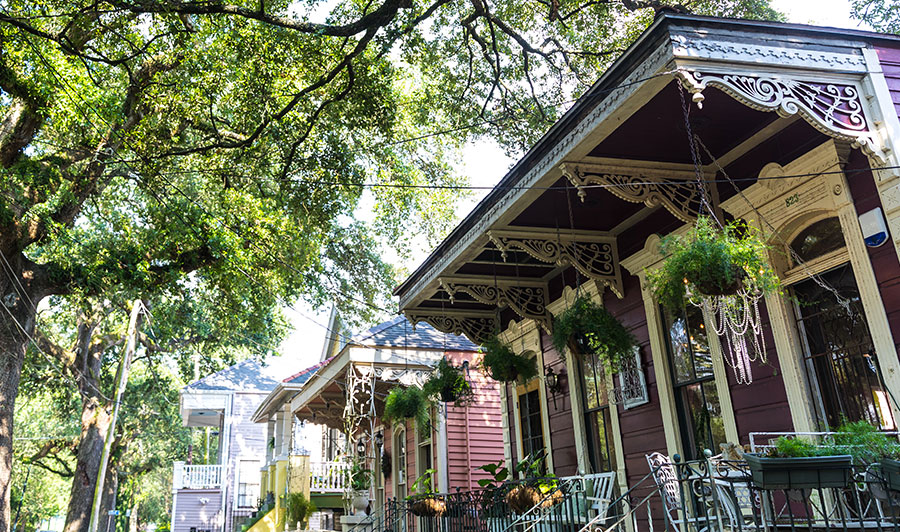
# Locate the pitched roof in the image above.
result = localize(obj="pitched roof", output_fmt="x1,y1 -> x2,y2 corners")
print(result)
184,356 -> 298,393
351,316 -> 477,351
284,356 -> 335,385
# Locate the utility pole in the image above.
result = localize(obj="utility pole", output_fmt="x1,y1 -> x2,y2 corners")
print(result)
88,299 -> 144,532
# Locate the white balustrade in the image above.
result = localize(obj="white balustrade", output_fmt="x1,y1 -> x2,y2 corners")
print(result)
309,461 -> 349,493
173,463 -> 224,489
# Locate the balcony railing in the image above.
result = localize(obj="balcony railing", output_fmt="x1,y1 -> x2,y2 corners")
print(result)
309,461 -> 349,493
173,462 -> 223,489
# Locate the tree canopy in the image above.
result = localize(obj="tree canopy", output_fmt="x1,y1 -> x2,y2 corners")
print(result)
0,1 -> 782,531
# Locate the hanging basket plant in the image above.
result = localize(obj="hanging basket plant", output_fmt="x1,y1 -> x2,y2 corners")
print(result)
647,216 -> 780,311
648,216 -> 780,385
551,296 -> 636,370
383,386 -> 431,435
423,358 -> 474,403
480,336 -> 538,383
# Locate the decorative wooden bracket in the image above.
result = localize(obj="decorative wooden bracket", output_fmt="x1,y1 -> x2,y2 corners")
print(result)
404,309 -> 499,344
439,276 -> 552,332
559,162 -> 708,223
487,227 -> 624,298
674,69 -> 889,167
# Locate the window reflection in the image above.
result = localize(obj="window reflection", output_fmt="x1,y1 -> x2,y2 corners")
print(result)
663,304 -> 726,459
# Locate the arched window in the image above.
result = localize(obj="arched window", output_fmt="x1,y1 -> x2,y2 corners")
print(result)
788,217 -> 845,266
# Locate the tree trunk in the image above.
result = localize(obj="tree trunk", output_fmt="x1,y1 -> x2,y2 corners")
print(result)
0,253 -> 40,532
63,320 -> 110,532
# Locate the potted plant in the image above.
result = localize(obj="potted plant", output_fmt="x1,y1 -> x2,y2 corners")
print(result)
408,469 -> 446,517
744,436 -> 853,491
347,461 -> 372,514
648,216 -> 780,311
826,421 -> 900,494
383,385 -> 432,435
551,295 -> 636,369
423,358 -> 474,403
480,335 -> 538,383
285,492 -> 316,530
504,453 -> 563,514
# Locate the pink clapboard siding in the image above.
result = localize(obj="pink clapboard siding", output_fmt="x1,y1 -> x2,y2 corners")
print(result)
173,490 -> 223,532
446,350 -> 505,490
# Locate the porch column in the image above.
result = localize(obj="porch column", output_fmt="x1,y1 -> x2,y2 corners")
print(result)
436,404 -> 449,493
279,405 -> 292,457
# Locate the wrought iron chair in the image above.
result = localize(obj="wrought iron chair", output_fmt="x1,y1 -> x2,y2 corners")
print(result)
645,452 -> 741,531
557,472 -> 617,526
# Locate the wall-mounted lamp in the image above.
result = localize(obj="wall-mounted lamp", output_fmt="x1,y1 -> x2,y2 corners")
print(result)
356,438 -> 366,457
545,366 -> 566,408
374,431 -> 384,449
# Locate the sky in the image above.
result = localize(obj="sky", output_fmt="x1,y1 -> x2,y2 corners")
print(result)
277,0 -> 871,370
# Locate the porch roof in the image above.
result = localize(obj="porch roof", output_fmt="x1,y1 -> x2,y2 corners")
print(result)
287,344 -> 439,429
394,12 -> 887,343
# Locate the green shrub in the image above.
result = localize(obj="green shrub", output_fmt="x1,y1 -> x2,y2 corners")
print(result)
480,335 -> 537,382
648,216 -> 779,310
551,296 -> 635,369
423,358 -> 473,403
285,492 -> 316,529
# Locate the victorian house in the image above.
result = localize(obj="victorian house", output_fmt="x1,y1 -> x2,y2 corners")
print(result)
252,316 -> 506,530
392,12 -> 900,530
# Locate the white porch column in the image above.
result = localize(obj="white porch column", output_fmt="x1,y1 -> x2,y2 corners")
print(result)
279,405 -> 292,457
436,404 -> 449,493
266,419 -> 276,464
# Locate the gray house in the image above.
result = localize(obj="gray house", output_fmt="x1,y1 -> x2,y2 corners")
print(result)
172,357 -> 298,532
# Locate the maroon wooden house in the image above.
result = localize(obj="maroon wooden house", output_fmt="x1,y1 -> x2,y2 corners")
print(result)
395,12 -> 900,528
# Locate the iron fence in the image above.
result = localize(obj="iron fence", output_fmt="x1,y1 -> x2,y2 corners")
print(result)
586,453 -> 900,532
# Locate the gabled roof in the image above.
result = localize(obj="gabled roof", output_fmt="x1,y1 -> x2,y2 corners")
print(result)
284,356 -> 335,385
184,357 -> 298,393
352,316 -> 477,351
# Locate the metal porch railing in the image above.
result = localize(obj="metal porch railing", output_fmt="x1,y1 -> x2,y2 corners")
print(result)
581,451 -> 900,532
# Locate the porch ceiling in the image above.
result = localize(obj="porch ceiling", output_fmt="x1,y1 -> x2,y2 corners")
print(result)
398,80 -> 829,343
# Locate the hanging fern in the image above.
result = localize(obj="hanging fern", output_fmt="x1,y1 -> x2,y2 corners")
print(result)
423,358 -> 473,403
480,335 -> 538,382
551,296 -> 635,370
648,216 -> 780,311
383,386 -> 432,435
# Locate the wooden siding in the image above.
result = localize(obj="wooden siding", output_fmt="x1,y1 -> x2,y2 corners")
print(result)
601,273 -> 668,531
540,336 -> 578,477
877,46 -> 900,119
723,303 -> 793,442
446,351 -> 505,490
173,490 -> 223,532
225,392 -> 270,528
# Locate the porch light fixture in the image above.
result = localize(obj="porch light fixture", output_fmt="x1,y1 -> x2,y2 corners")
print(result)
545,366 -> 566,408
374,431 -> 384,449
356,439 -> 366,457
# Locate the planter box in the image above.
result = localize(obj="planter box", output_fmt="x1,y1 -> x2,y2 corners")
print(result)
881,458 -> 900,492
744,453 -> 853,490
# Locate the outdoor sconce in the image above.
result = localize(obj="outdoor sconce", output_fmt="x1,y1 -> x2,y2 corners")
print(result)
545,366 -> 566,408
374,431 -> 384,449
356,439 -> 366,457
